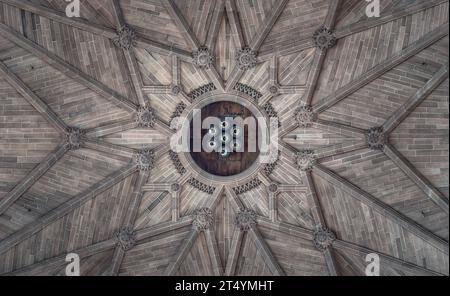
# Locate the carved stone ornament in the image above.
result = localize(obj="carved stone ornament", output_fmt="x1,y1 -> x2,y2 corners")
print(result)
193,47 -> 214,69
136,106 -> 156,128
116,227 -> 136,251
313,26 -> 336,50
294,106 -> 316,128
234,209 -> 257,231
236,47 -> 257,70
313,226 -> 336,251
193,208 -> 214,231
367,127 -> 386,150
296,150 -> 317,171
171,183 -> 181,192
113,25 -> 137,50
133,150 -> 155,172
268,183 -> 279,193
65,127 -> 84,150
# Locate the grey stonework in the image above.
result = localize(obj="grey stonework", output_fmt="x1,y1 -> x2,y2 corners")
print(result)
313,227 -> 336,252
116,227 -> 137,251
234,209 -> 257,231
193,208 -> 214,231
114,25 -> 137,50
313,26 -> 336,50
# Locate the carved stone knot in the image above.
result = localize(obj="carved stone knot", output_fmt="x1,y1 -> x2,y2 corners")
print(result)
133,150 -> 155,171
236,47 -> 257,70
116,227 -> 136,251
294,106 -> 316,128
313,226 -> 336,251
268,85 -> 279,96
367,127 -> 386,150
193,208 -> 214,231
65,127 -> 84,150
171,85 -> 181,95
113,25 -> 137,50
171,183 -> 181,192
268,183 -> 279,193
296,150 -> 317,172
234,209 -> 257,231
313,26 -> 336,50
136,106 -> 155,128
193,47 -> 214,69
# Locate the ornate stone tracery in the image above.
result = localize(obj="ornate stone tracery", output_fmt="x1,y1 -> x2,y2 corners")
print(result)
188,178 -> 216,194
234,83 -> 263,101
188,83 -> 217,100
233,178 -> 262,195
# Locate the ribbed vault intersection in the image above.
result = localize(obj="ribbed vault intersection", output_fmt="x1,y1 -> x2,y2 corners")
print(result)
0,0 -> 448,276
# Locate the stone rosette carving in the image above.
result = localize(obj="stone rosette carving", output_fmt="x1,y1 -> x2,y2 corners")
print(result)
313,26 -> 336,50
268,183 -> 279,193
234,209 -> 257,231
296,150 -> 317,172
367,127 -> 386,150
268,85 -> 280,96
133,149 -> 155,172
294,106 -> 316,128
171,183 -> 181,193
193,47 -> 214,69
193,208 -> 214,231
113,25 -> 137,50
65,127 -> 84,150
136,106 -> 155,128
116,227 -> 136,251
313,226 -> 336,251
171,85 -> 182,95
236,47 -> 257,70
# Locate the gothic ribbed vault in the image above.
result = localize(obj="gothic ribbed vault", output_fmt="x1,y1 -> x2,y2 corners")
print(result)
0,0 -> 448,276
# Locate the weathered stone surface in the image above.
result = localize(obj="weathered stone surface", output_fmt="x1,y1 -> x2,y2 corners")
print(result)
235,209 -> 257,231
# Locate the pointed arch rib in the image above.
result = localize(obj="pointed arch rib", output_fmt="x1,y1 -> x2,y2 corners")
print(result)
0,0 -> 192,61
258,218 -> 445,276
0,23 -> 138,112
0,165 -> 137,256
383,63 -> 449,134
0,143 -> 68,216
0,60 -> 68,133
313,165 -> 449,255
335,0 -> 448,39
313,24 -> 449,113
164,229 -> 199,276
303,0 -> 341,105
383,144 -> 449,215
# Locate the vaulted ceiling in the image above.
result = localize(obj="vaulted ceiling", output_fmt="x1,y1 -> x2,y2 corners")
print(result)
0,0 -> 448,276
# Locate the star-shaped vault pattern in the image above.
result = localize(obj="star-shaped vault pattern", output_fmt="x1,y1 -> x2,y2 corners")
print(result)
0,0 -> 448,276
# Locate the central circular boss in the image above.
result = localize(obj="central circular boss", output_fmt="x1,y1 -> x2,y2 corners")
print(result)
189,101 -> 260,177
